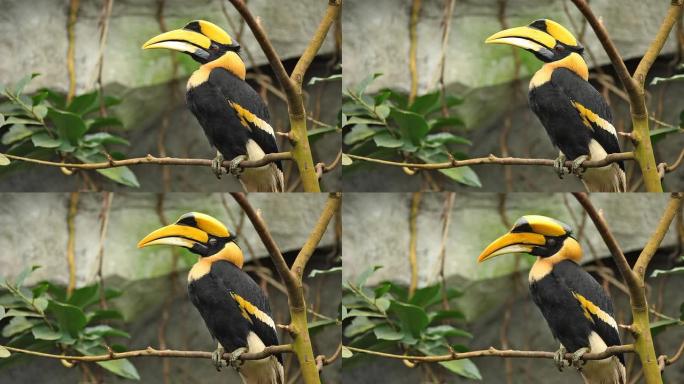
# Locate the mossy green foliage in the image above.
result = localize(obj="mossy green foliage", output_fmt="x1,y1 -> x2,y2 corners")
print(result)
343,265 -> 481,380
342,73 -> 480,187
0,266 -> 139,380
0,74 -> 138,187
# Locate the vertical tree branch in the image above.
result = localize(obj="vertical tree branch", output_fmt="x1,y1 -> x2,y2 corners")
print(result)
66,192 -> 80,296
570,0 -> 683,192
408,0 -> 422,104
408,192 -> 422,297
66,0 -> 80,103
230,193 -> 340,384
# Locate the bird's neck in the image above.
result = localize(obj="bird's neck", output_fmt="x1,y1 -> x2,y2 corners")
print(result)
529,238 -> 583,282
187,242 -> 245,282
530,53 -> 589,89
187,52 -> 246,89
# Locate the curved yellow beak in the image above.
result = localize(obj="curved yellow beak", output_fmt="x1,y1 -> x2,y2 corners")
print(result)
485,25 -> 556,51
137,224 -> 208,249
477,232 -> 545,263
142,28 -> 211,55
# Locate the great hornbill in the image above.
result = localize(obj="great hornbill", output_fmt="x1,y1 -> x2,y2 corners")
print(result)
143,20 -> 284,192
478,215 -> 625,384
138,212 -> 284,384
486,19 -> 626,192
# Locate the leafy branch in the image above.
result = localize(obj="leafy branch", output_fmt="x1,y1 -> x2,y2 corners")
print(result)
231,192 -> 341,384
227,0 -> 341,192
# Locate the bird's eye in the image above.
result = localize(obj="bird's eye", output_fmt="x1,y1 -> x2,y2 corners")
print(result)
210,44 -> 219,52
208,238 -> 217,246
556,44 -> 565,52
547,238 -> 557,247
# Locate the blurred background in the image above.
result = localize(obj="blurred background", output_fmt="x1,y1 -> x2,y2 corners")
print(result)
342,192 -> 684,383
0,193 -> 341,383
0,0 -> 341,192
342,0 -> 684,192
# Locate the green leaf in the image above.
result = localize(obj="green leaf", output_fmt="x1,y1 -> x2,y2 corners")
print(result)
0,114 -> 4,127
389,301 -> 429,337
31,132 -> 61,148
650,74 -> 684,86
68,284 -> 100,308
47,107 -> 87,144
409,92 -> 440,115
409,285 -> 441,307
67,92 -> 98,115
1,125 -> 33,145
344,125 -> 379,145
307,126 -> 338,141
96,166 -> 140,188
15,265 -> 40,287
308,266 -> 342,278
342,153 -> 353,166
375,105 -> 390,120
651,267 -> 684,278
430,309 -> 465,323
14,73 -> 39,96
344,316 -> 378,338
375,297 -> 390,313
84,325 -> 130,339
32,90 -> 49,105
354,73 -> 382,96
0,306 -> 4,319
31,324 -> 61,340
346,116 -> 385,126
430,116 -> 465,131
0,346 -> 10,358
308,74 -> 342,85
0,153 -> 9,166
42,88 -> 67,109
426,325 -> 472,339
1,316 -> 35,337
417,151 -> 481,187
346,309 -> 385,318
32,105 -> 48,120
373,324 -> 404,341
342,346 -> 353,358
650,127 -> 682,143
439,359 -> 482,380
48,301 -> 87,337
425,132 -> 471,146
5,116 -> 41,126
87,309 -> 124,323
33,297 -> 48,312
355,265 -> 382,288
650,319 -> 679,336
390,108 -> 429,145
308,319 -> 338,331
87,117 -> 124,131
373,132 -> 403,148
97,359 -> 140,380
5,309 -> 42,318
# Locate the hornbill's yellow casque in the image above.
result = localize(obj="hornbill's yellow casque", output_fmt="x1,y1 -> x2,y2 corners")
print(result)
143,20 -> 284,192
478,215 -> 625,384
138,212 -> 284,384
486,19 -> 626,192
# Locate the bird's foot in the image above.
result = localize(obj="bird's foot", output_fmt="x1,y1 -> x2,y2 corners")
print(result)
212,345 -> 227,372
229,155 -> 248,177
570,347 -> 590,370
570,155 -> 589,177
212,151 -> 226,179
554,153 -> 568,179
554,345 -> 569,372
228,347 -> 248,371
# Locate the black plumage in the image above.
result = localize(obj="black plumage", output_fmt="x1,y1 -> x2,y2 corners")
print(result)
186,68 -> 282,172
530,260 -> 624,365
188,260 -> 282,365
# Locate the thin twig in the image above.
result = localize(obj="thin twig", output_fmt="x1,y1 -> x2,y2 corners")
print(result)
2,152 -> 291,170
345,345 -> 634,363
66,192 -> 79,297
1,344 -> 292,362
346,152 -> 634,170
408,192 -> 422,297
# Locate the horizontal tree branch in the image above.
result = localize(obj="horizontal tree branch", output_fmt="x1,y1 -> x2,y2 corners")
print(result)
346,152 -> 634,170
1,152 -> 292,171
345,344 -> 634,363
0,344 -> 292,363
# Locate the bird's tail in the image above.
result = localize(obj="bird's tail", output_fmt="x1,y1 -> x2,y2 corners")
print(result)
581,355 -> 626,384
240,163 -> 284,192
581,163 -> 626,192
238,355 -> 284,384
